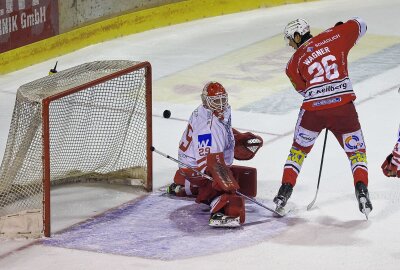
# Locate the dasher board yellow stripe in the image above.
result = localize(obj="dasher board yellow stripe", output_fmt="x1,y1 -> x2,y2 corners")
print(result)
0,0 -> 310,74
154,30 -> 400,109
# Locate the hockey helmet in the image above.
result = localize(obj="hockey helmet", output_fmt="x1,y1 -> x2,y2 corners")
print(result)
201,81 -> 228,112
284,18 -> 310,45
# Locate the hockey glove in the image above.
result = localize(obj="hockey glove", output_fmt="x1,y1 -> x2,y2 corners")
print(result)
381,154 -> 400,178
233,130 -> 263,160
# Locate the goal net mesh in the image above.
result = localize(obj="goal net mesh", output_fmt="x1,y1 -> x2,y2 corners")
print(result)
0,60 -> 151,236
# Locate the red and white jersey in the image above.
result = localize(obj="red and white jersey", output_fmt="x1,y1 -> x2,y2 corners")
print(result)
178,105 -> 235,172
286,17 -> 367,111
392,125 -> 400,167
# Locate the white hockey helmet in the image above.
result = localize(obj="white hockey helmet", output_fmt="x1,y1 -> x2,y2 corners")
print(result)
284,18 -> 310,44
201,81 -> 228,112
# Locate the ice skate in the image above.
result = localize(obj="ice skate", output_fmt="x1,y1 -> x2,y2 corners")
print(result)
355,181 -> 373,220
273,183 -> 293,216
209,212 -> 240,228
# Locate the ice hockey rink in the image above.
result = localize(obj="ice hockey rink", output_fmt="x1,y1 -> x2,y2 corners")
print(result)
1,0 -> 400,269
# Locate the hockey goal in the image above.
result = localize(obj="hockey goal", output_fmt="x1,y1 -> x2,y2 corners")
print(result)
0,60 -> 152,237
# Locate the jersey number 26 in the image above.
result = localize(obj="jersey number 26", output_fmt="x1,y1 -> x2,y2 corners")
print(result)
308,55 -> 339,84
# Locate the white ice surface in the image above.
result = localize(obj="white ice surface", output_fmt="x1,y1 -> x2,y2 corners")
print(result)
1,0 -> 400,269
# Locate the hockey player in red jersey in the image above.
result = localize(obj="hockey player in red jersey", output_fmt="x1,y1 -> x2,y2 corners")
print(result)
166,81 -> 263,227
273,18 -> 372,216
381,125 -> 400,178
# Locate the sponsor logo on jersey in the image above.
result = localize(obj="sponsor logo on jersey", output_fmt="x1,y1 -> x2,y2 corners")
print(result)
295,127 -> 318,147
299,133 -> 314,142
307,47 -> 314,52
314,34 -> 341,48
312,97 -> 341,107
349,151 -> 367,166
307,82 -> 348,98
287,147 -> 306,167
345,135 -> 364,150
198,133 -> 212,148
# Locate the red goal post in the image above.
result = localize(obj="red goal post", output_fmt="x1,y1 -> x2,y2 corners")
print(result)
0,60 -> 152,237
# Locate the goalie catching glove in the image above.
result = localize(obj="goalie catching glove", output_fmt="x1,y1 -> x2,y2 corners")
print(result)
233,129 -> 263,160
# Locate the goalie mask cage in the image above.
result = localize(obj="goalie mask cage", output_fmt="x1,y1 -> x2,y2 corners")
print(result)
0,60 -> 152,237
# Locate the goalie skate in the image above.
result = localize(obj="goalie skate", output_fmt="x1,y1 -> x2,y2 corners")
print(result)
166,183 -> 182,195
209,212 -> 240,228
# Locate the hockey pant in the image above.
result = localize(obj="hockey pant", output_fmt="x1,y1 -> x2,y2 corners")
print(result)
172,165 -> 257,198
282,102 -> 368,187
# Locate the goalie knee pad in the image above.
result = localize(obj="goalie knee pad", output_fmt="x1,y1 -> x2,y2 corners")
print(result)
230,165 -> 257,197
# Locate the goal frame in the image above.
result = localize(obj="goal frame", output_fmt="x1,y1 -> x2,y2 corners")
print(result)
41,61 -> 152,237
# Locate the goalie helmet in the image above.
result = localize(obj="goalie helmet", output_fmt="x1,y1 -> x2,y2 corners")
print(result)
201,82 -> 228,113
284,18 -> 310,45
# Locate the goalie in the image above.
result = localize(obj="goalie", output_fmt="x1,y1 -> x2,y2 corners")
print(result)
166,81 -> 263,227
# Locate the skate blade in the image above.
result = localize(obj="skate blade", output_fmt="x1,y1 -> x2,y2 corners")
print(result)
209,217 -> 241,228
273,205 -> 286,217
359,197 -> 371,220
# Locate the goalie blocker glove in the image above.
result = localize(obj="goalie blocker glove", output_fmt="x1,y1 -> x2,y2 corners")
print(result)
206,153 -> 239,193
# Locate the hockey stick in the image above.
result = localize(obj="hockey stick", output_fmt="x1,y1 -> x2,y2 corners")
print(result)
151,146 -> 286,217
307,128 -> 328,211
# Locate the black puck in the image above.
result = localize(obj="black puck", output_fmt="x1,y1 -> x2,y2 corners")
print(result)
163,110 -> 171,119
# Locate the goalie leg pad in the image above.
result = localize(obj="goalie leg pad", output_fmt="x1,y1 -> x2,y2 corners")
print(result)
195,181 -> 220,205
210,194 -> 245,224
172,169 -> 199,197
173,169 -> 185,186
176,168 -> 209,187
225,195 -> 245,224
230,165 -> 257,197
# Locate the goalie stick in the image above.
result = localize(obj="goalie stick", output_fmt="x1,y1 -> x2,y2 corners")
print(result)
151,146 -> 288,217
